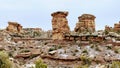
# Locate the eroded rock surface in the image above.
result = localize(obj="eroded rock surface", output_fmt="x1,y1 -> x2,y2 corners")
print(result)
74,14 -> 96,33
51,11 -> 70,40
6,22 -> 22,33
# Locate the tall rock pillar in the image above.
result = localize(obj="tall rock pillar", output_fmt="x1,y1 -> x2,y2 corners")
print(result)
51,11 -> 70,40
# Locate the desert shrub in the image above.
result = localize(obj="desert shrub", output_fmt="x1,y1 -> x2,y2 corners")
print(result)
20,49 -> 30,53
90,44 -> 101,51
104,30 -> 109,35
33,31 -> 41,37
80,55 -> 92,65
111,61 -> 120,68
106,45 -> 112,50
0,51 -> 12,68
114,49 -> 120,54
58,45 -> 62,49
35,58 -> 47,68
82,49 -> 88,54
48,45 -> 62,52
48,47 -> 56,52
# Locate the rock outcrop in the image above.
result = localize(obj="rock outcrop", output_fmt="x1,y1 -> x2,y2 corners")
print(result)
6,22 -> 22,33
74,14 -> 96,33
105,21 -> 120,33
114,22 -> 120,32
105,25 -> 113,32
51,11 -> 70,40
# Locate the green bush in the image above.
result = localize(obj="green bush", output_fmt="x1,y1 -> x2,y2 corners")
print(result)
82,50 -> 88,54
80,55 -> 92,65
35,58 -> 47,68
111,61 -> 120,68
0,51 -> 12,68
48,47 -> 56,52
114,49 -> 120,54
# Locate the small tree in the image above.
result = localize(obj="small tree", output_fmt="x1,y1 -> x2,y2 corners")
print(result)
35,58 -> 47,68
0,51 -> 12,68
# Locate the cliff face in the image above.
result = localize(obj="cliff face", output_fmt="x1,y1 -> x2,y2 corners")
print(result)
74,14 -> 96,33
51,11 -> 70,40
6,22 -> 22,33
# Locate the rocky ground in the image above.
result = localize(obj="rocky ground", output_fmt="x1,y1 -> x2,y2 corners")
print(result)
0,29 -> 120,68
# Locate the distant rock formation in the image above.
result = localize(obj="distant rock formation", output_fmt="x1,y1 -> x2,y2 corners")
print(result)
105,25 -> 113,32
105,21 -> 120,33
114,22 -> 120,32
51,11 -> 70,40
74,14 -> 96,33
6,22 -> 22,33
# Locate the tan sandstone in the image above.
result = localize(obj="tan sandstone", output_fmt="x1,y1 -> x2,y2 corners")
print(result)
74,14 -> 96,33
6,22 -> 22,33
51,11 -> 70,40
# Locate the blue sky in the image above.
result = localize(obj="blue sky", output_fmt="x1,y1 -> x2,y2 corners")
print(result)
0,0 -> 120,31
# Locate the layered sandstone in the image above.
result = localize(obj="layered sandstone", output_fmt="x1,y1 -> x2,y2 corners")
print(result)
51,11 -> 70,40
6,22 -> 22,33
74,14 -> 96,33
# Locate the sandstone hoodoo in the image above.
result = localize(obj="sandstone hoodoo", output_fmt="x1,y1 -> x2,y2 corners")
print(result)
6,22 -> 22,33
74,14 -> 96,33
51,11 -> 70,40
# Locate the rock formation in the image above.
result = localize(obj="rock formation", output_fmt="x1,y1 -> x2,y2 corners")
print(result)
6,22 -> 22,33
74,14 -> 96,33
114,22 -> 120,32
105,21 -> 120,33
51,11 -> 70,40
105,25 -> 113,32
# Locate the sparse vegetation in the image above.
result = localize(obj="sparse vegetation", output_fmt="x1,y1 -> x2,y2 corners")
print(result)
80,55 -> 92,65
111,61 -> 120,68
20,49 -> 30,53
106,45 -> 112,50
48,47 -> 56,52
0,51 -> 12,68
35,58 -> 47,68
114,49 -> 120,54
82,49 -> 88,54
